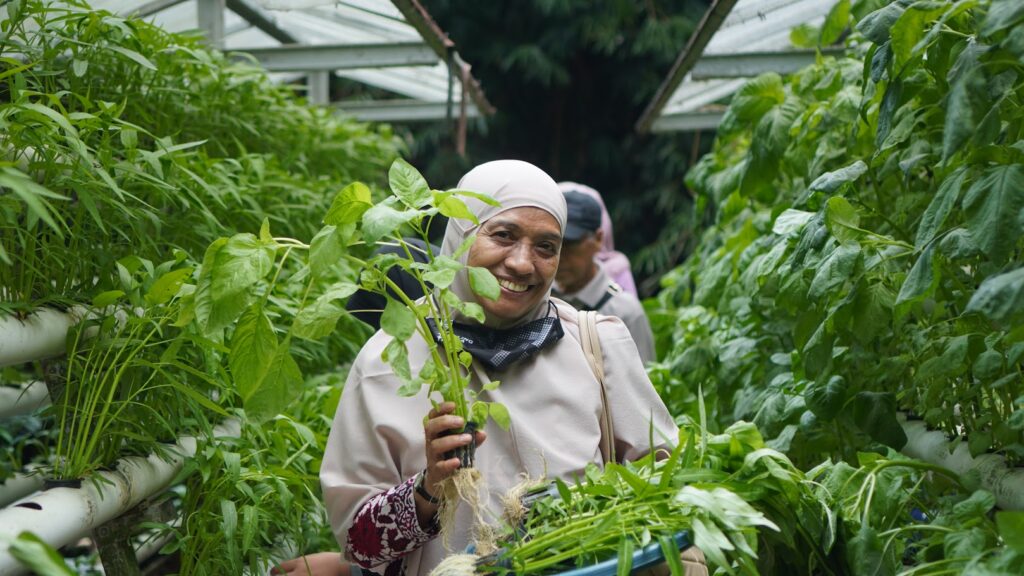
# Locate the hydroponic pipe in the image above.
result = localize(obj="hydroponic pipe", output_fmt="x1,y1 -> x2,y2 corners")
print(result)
0,473 -> 43,509
0,381 -> 50,418
900,417 -> 1024,511
0,419 -> 240,575
0,308 -> 84,368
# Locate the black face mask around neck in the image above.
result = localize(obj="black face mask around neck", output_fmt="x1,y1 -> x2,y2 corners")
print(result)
425,302 -> 564,372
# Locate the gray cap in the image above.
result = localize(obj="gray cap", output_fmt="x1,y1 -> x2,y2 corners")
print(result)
563,190 -> 602,242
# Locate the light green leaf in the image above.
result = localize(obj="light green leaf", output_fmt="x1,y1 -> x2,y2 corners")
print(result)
259,218 -> 272,244
820,0 -> 850,45
890,3 -> 945,69
966,266 -> 1024,326
221,500 -> 238,537
381,299 -> 416,341
481,379 -> 501,392
230,305 -> 278,402
309,225 -> 348,279
459,301 -> 486,323
325,182 -> 373,225
449,188 -> 501,207
435,193 -> 479,224
852,391 -> 907,449
616,538 -> 635,576
963,164 -> 1024,262
212,233 -> 276,304
8,532 -> 75,576
468,266 -> 500,301
422,256 -> 463,290
772,209 -> 815,236
790,23 -> 820,48
489,402 -> 511,430
361,200 -> 420,244
808,244 -> 860,300
293,283 -> 359,340
109,45 -> 158,70
996,511 -> 1024,552
944,528 -> 988,559
71,58 -> 88,77
389,158 -> 432,209
92,290 -> 125,308
145,267 -> 193,305
730,73 -> 785,122
824,196 -> 862,245
453,235 -> 476,259
384,338 -> 413,386
245,341 -> 302,422
916,168 -> 967,247
811,161 -> 868,194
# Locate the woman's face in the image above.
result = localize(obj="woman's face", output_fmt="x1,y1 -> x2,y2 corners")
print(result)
467,207 -> 562,325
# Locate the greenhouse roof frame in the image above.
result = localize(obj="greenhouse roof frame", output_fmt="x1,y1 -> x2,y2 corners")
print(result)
99,0 -> 494,122
636,0 -> 838,133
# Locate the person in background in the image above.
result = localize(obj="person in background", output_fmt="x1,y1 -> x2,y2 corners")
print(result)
553,190 -> 655,363
557,182 -> 638,297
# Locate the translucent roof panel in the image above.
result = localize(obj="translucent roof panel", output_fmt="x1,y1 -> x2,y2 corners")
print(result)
640,0 -> 839,132
91,0 -> 493,119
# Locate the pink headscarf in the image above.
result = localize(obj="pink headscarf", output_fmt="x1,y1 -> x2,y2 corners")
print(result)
557,181 -> 638,296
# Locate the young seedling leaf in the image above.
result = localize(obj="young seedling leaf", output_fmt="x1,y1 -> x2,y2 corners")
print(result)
489,402 -> 511,430
468,266 -> 500,301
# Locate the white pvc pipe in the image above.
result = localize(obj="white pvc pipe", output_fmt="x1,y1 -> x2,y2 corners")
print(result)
0,381 -> 50,418
0,419 -> 240,575
0,473 -> 43,509
0,308 -> 84,368
900,417 -> 1024,511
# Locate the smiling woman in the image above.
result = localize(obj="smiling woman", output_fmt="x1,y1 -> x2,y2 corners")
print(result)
319,160 -> 678,576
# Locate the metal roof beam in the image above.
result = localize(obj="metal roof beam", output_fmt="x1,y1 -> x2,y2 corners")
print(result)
335,99 -> 479,122
198,0 -> 226,49
226,0 -> 298,44
691,49 -> 843,79
235,42 -> 439,71
132,0 -> 188,17
651,111 -> 724,133
636,0 -> 740,133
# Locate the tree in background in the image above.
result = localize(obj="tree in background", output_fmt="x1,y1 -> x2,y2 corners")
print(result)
405,0 -> 711,294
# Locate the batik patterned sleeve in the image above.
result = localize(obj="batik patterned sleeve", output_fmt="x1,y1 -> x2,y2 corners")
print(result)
345,475 -> 439,570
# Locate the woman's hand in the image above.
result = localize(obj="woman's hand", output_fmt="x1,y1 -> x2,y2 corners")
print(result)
270,553 -> 348,576
422,402 -> 488,492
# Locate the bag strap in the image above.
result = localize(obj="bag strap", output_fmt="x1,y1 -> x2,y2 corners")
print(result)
578,309 -> 615,464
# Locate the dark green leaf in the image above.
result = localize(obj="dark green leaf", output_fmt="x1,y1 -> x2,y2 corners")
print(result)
943,64 -> 989,163
468,266 -> 500,301
982,0 -> 1024,36
852,391 -> 907,449
806,375 -> 847,420
381,299 -> 416,341
730,73 -> 785,122
812,161 -> 869,194
808,244 -> 861,300
847,526 -> 893,576
944,528 -> 988,559
890,3 -> 945,69
916,168 -> 967,247
963,165 -> 1024,262
389,158 -> 432,209
293,283 -> 359,340
896,243 -> 938,307
824,196 -> 863,245
852,282 -> 894,343
966,266 -> 1024,326
856,2 -> 906,45
325,182 -> 373,225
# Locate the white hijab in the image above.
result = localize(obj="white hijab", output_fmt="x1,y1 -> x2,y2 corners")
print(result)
440,160 -> 567,328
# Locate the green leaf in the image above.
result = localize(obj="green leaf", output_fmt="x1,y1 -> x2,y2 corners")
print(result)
847,526 -> 892,576
916,167 -> 967,247
145,267 -> 193,305
806,375 -> 847,420
325,182 -> 373,225
384,338 -> 413,387
820,0 -> 851,45
221,499 -> 238,537
856,2 -> 906,45
852,282 -> 894,344
852,391 -> 907,449
92,290 -> 125,308
245,341 -> 302,422
109,45 -> 157,70
996,511 -> 1024,552
389,158 -> 432,209
422,256 -> 463,290
230,305 -> 278,402
808,244 -> 860,301
943,57 -> 988,163
435,193 -> 479,224
772,209 -> 815,236
896,243 -> 938,307
309,225 -> 349,279
361,200 -> 420,244
616,538 -> 635,576
489,402 -> 511,430
658,534 -> 683,576
731,73 -> 785,122
468,266 -> 500,301
381,299 -> 416,341
824,196 -> 862,245
890,3 -> 945,69
982,0 -> 1024,36
8,532 -> 75,576
966,266 -> 1024,326
944,528 -> 988,559
740,97 -> 803,201
293,283 -> 359,340
963,165 -> 1024,262
790,23 -> 820,48
811,161 -> 868,195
